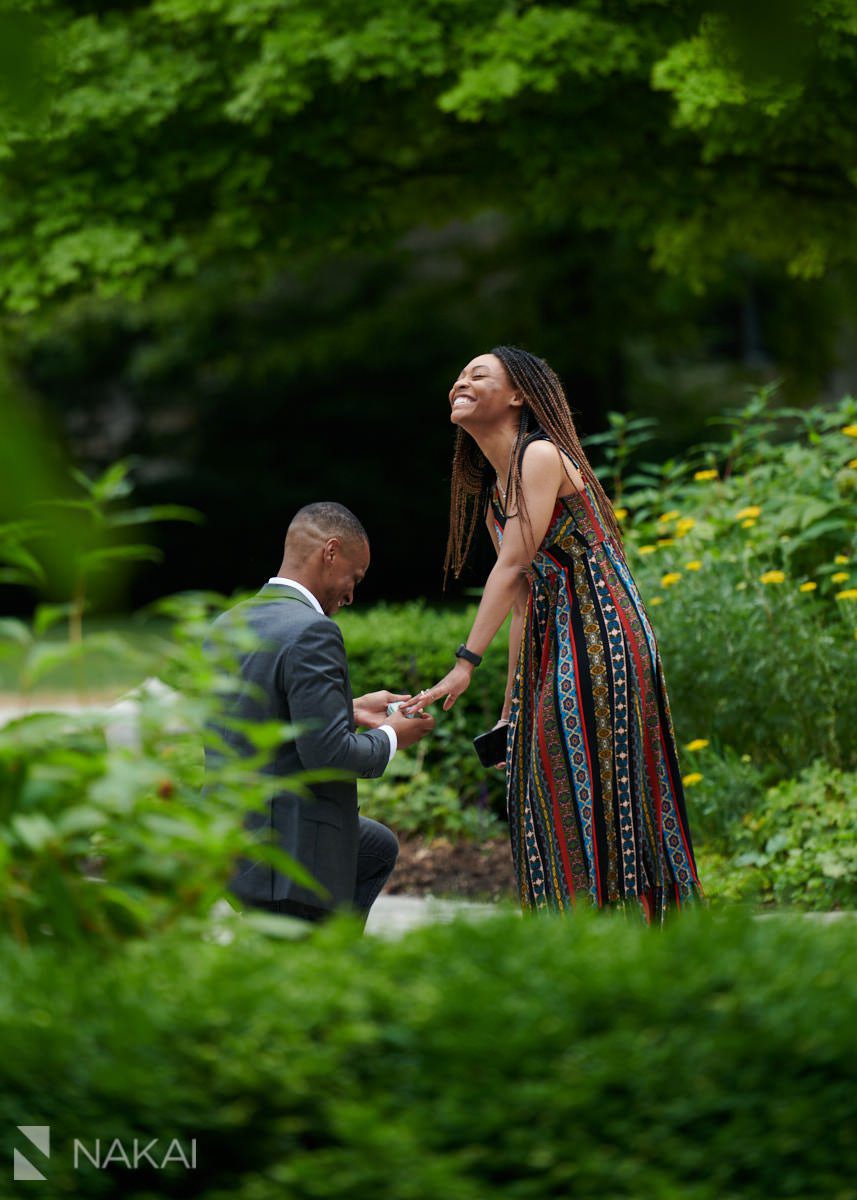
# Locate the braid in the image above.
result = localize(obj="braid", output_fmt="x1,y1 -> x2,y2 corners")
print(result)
443,426 -> 494,584
444,345 -> 625,581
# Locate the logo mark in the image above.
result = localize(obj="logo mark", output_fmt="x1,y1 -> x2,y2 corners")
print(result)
14,1126 -> 50,1182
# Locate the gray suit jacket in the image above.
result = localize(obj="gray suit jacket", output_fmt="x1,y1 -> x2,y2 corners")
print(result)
206,584 -> 390,913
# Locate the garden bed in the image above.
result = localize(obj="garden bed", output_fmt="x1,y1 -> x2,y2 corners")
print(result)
385,833 -> 517,902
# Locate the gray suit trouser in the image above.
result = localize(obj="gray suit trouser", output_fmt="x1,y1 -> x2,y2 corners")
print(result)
246,816 -> 399,930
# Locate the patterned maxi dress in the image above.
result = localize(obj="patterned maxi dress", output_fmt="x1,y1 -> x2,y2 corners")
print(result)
495,440 -> 702,922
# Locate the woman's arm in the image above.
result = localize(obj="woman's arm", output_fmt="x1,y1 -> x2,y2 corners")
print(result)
484,507 -> 527,724
501,597 -> 526,720
408,440 -> 568,712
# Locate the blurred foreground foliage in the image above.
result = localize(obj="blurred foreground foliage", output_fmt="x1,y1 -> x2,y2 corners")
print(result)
0,594 -> 327,945
0,908 -> 854,1197
0,464 -> 325,943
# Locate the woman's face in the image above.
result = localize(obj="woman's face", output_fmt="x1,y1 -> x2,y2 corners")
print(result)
449,354 -> 520,429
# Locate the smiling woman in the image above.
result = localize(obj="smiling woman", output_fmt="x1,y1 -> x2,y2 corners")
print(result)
408,346 -> 702,924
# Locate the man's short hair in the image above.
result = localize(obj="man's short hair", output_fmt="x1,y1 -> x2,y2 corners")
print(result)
288,502 -> 368,549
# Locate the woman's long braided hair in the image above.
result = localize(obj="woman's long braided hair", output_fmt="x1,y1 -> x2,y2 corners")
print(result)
443,345 -> 625,582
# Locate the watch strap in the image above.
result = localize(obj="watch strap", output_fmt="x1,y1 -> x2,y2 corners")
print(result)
455,643 -> 482,668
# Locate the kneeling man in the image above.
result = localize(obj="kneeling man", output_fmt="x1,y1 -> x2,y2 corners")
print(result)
208,501 -> 433,926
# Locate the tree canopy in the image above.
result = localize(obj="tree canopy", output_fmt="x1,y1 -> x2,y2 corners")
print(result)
3,0 -> 857,312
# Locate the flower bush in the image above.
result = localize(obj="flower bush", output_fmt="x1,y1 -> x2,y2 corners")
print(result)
618,391 -> 856,781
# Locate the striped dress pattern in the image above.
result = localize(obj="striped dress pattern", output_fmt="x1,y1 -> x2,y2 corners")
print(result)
495,443 -> 702,922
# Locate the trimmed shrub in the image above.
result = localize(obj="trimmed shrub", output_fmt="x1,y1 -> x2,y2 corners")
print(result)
0,909 -> 854,1198
339,602 -> 509,828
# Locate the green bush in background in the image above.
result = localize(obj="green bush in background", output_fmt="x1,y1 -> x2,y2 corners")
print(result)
339,601 -> 508,836
701,763 -> 857,910
0,908 -> 854,1199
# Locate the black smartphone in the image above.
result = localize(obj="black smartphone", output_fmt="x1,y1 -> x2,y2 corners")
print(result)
472,724 -> 509,769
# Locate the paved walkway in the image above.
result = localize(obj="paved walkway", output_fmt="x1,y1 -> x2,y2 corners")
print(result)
365,894 -> 508,937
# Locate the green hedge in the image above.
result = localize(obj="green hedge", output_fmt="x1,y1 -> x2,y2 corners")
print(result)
339,602 -> 510,826
1,909 -> 855,1198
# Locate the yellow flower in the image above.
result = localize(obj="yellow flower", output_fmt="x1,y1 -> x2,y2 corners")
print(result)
613,506 -> 628,520
675,517 -> 696,537
832,571 -> 850,583
661,572 -> 682,587
842,424 -> 857,437
685,560 -> 702,571
638,545 -> 657,555
798,581 -> 818,592
649,595 -> 664,606
685,738 -> 709,752
657,537 -> 674,546
682,772 -> 703,786
847,458 -> 857,470
741,518 -> 757,529
658,510 -> 679,523
760,570 -> 786,584
835,588 -> 857,600
834,555 -> 849,564
694,469 -> 718,481
735,506 -> 761,520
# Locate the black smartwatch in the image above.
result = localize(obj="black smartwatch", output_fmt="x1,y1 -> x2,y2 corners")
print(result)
455,643 -> 482,668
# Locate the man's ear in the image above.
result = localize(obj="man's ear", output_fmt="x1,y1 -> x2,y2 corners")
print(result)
322,536 -> 340,565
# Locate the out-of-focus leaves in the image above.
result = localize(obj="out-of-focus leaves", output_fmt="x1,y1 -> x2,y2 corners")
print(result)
0,11 -> 51,119
107,505 -> 204,528
0,1 -> 856,309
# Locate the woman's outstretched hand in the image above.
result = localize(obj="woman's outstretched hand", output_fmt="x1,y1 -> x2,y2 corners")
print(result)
403,661 -> 474,713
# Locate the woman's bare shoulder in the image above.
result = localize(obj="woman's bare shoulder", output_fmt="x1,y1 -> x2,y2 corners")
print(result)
520,438 -> 584,493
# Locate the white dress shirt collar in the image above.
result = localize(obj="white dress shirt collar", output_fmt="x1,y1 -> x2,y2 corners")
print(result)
267,577 -> 324,615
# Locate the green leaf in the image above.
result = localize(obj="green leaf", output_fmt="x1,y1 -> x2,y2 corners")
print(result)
22,640 -> 85,686
0,618 -> 32,646
90,461 -> 134,503
0,542 -> 46,583
106,505 -> 203,528
56,806 -> 107,836
11,813 -> 56,851
79,544 -> 163,572
33,603 -> 74,637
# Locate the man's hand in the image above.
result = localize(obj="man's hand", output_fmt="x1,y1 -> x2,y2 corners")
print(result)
353,690 -> 410,729
384,708 -> 436,750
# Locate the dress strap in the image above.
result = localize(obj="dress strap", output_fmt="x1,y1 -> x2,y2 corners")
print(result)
518,431 -> 580,471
